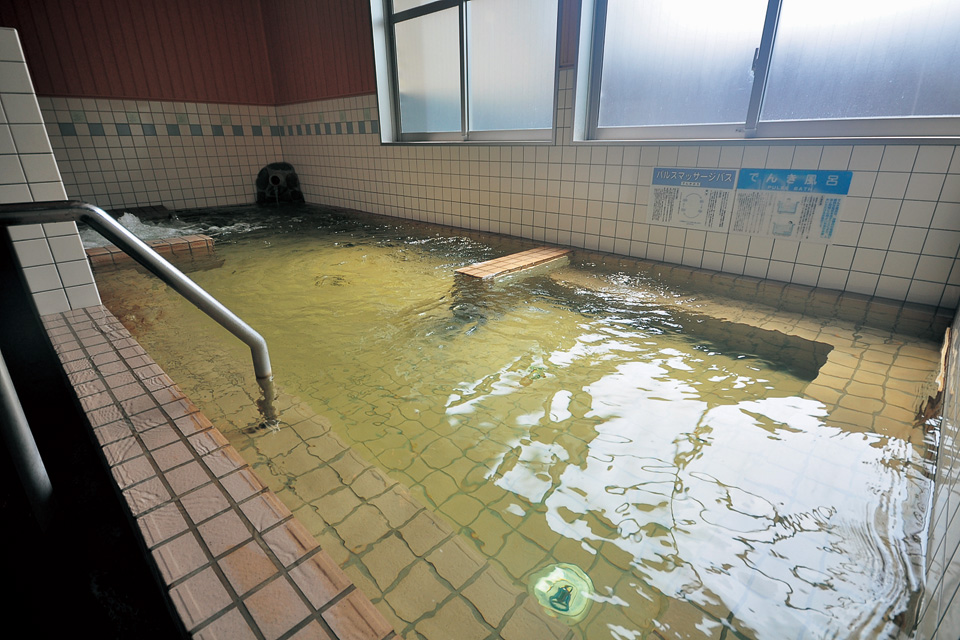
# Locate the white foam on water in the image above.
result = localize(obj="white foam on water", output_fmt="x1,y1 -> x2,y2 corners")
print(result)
79,212 -> 267,248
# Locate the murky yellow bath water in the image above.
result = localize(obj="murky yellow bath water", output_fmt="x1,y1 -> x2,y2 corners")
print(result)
93,205 -> 938,639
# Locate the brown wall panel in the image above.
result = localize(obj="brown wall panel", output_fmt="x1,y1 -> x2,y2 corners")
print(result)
262,0 -> 376,105
0,0 -> 276,104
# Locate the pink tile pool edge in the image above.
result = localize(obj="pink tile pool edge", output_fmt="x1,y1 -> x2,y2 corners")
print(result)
42,305 -> 394,640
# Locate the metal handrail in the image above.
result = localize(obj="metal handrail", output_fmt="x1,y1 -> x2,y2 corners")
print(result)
0,345 -> 53,530
0,200 -> 277,422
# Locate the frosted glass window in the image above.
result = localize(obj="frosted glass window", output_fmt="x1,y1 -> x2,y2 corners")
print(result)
598,0 -> 768,127
467,0 -> 557,131
393,0 -> 433,13
761,0 -> 960,121
395,8 -> 461,133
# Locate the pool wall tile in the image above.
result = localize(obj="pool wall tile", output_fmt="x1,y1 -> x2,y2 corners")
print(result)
920,305 -> 960,637
0,27 -> 99,315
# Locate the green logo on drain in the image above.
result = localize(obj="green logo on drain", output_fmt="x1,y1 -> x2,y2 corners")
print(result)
529,563 -> 593,624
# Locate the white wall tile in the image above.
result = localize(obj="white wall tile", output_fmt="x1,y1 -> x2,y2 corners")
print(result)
31,288 -> 70,315
743,257 -> 768,278
0,182 -> 31,202
853,248 -> 886,273
9,123 -> 49,153
917,256 -> 956,283
725,234 -> 749,256
6,223 -> 42,240
29,181 -> 67,201
772,238 -> 800,262
0,154 -> 25,184
907,280 -> 945,305
701,251 -> 724,271
797,243 -> 826,265
915,146 -> 955,174
879,145 -> 919,172
721,254 -> 745,274
0,125 -> 15,153
765,145 -> 794,169
0,61 -> 33,92
792,145 -> 821,170
0,92 -> 42,124
64,283 -> 101,308
848,172 -> 877,197
840,197 -> 869,224
941,175 -> 960,203
56,259 -> 95,287
696,146 -> 720,168
42,221 -> 78,237
12,238 -> 52,267
19,153 -> 60,182
872,172 -> 909,199
681,248 -> 703,267
881,252 -> 920,278
865,199 -> 900,225
889,227 -> 927,254
906,173 -> 947,201
21,263 -> 62,292
0,28 -> 25,62
932,203 -> 960,231
849,146 -> 884,171
741,146 -> 767,168
817,268 -> 848,290
791,264 -> 820,286
677,146 -> 698,167
898,200 -> 937,228
718,146 -> 744,168
858,224 -> 894,250
46,233 -> 85,262
657,146 -> 678,166
766,260 -> 794,282
875,275 -> 911,300
819,145 -> 852,170
823,245 -> 855,270
845,271 -> 879,296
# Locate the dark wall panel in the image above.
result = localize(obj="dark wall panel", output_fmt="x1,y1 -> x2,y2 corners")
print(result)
0,0 -> 276,104
262,0 -> 376,104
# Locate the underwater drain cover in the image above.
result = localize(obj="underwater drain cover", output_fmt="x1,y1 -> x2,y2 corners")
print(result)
529,563 -> 594,623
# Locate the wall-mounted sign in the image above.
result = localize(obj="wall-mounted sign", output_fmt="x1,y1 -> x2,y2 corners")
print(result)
649,168 -> 737,231
731,169 -> 852,243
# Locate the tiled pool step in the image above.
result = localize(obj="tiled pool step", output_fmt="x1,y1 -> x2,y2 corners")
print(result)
456,246 -> 572,279
41,306 -> 394,640
86,235 -> 216,270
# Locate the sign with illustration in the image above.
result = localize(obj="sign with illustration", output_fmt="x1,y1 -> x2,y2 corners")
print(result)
649,168 -> 736,231
730,169 -> 852,243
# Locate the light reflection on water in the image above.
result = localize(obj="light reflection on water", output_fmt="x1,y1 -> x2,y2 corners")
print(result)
95,205 -> 930,639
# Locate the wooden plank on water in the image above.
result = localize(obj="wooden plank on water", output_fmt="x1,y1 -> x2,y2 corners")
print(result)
456,246 -> 572,279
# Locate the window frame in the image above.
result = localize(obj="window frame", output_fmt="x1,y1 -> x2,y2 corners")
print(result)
370,0 -> 562,144
575,0 -> 960,142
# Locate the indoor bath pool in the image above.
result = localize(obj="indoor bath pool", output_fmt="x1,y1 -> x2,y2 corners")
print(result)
91,204 -> 941,640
